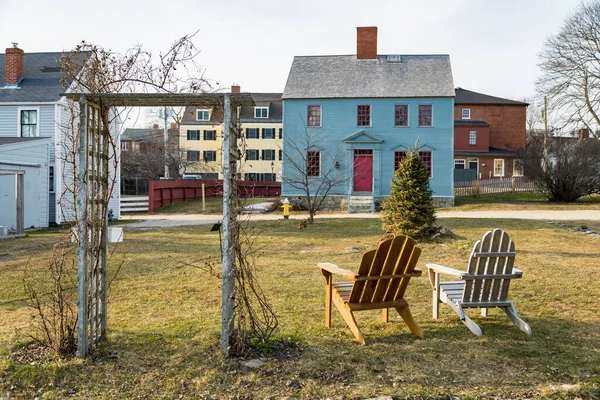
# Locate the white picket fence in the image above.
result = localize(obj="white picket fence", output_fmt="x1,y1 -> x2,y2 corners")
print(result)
120,195 -> 149,213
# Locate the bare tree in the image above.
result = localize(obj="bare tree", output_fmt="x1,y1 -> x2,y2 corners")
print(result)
522,135 -> 600,202
537,1 -> 600,139
282,126 -> 350,224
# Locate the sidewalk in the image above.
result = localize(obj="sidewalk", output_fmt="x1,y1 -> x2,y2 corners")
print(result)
123,209 -> 600,229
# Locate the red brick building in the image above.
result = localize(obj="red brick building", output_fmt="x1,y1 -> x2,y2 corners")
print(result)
454,88 -> 528,181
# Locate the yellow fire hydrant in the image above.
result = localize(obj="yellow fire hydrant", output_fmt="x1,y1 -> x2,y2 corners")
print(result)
282,197 -> 291,219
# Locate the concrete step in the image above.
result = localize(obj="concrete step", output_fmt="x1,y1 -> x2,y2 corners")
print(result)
348,196 -> 373,213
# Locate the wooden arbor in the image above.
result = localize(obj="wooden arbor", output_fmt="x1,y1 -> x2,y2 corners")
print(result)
318,235 -> 423,344
66,92 -> 252,357
426,228 -> 532,336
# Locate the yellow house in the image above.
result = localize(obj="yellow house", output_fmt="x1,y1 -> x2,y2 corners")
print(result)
179,92 -> 283,181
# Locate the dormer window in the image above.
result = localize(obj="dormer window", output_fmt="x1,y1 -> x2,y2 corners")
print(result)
462,108 -> 471,119
255,107 -> 269,118
197,109 -> 210,121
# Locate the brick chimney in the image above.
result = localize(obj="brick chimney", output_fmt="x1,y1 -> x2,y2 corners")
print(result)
231,84 -> 240,93
357,27 -> 377,60
578,128 -> 589,140
5,43 -> 24,86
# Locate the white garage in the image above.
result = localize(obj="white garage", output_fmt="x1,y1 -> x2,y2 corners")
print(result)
0,137 -> 51,230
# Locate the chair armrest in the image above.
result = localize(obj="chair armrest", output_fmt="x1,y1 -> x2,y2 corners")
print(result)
426,263 -> 466,278
318,262 -> 358,280
513,268 -> 523,277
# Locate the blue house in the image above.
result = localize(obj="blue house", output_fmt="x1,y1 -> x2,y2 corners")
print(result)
281,27 -> 455,210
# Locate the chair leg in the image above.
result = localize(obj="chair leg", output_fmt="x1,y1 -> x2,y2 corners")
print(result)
324,274 -> 332,328
502,302 -> 532,335
481,308 -> 488,318
395,306 -> 424,339
430,270 -> 440,320
382,308 -> 389,323
333,294 -> 366,345
461,313 -> 483,336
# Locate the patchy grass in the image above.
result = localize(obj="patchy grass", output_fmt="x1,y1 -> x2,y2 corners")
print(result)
1,218 -> 599,398
153,197 -> 281,214
455,192 -> 600,211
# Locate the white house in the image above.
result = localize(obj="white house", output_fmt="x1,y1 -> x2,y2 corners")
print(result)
0,44 -> 120,228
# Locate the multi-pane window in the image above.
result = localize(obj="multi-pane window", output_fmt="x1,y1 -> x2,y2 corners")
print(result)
20,110 -> 37,137
308,105 -> 321,127
513,159 -> 524,176
203,151 -> 216,162
187,150 -> 200,162
246,128 -> 259,139
197,109 -> 210,121
469,130 -> 477,145
49,166 -> 54,193
394,104 -> 408,127
121,142 -> 129,151
468,158 -> 478,171
494,159 -> 505,177
187,130 -> 200,140
357,105 -> 371,126
255,107 -> 268,118
454,159 -> 466,169
203,130 -> 216,140
262,128 -> 276,139
394,151 -> 432,177
462,109 -> 471,119
246,149 -> 260,160
262,149 -> 276,161
418,105 -> 432,126
307,150 -> 320,177
279,128 -> 283,139
244,172 -> 276,182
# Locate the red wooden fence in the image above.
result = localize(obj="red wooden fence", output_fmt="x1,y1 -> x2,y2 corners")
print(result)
148,179 -> 281,212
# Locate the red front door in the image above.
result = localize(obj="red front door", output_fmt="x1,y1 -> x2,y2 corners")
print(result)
353,152 -> 373,192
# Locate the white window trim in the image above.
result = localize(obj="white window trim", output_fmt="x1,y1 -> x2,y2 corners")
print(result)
418,104 -> 434,127
394,104 -> 410,128
462,108 -> 471,120
513,159 -> 524,177
468,157 -> 479,174
494,159 -> 505,177
307,150 -> 321,178
121,141 -> 129,151
357,104 -> 372,127
18,107 -> 40,137
196,109 -> 210,121
307,105 -> 322,127
454,159 -> 466,169
254,107 -> 269,119
469,130 -> 477,145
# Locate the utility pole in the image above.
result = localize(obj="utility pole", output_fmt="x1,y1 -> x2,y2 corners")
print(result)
543,96 -> 549,173
162,107 -> 170,179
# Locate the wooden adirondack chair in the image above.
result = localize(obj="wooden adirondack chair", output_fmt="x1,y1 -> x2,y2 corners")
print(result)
318,235 -> 423,345
426,228 -> 531,336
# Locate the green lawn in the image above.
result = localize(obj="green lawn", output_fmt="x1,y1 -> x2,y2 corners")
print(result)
1,218 -> 599,398
454,192 -> 600,210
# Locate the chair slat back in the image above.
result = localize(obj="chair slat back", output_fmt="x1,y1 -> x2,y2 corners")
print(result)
349,238 -> 392,303
462,229 -> 516,304
348,235 -> 421,305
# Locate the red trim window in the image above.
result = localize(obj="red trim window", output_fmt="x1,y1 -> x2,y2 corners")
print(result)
307,105 -> 321,127
418,104 -> 432,127
394,104 -> 408,126
307,150 -> 320,177
357,105 -> 371,126
394,150 -> 432,177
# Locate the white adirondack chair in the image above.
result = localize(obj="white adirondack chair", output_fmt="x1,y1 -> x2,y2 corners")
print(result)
426,228 -> 531,336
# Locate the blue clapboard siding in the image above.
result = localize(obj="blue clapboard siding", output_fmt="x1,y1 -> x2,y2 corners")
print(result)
282,97 -> 454,199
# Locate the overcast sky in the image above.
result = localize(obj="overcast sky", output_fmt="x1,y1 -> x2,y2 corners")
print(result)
0,0 -> 581,104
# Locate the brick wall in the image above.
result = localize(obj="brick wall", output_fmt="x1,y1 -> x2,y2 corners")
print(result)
454,104 -> 526,150
357,27 -> 377,59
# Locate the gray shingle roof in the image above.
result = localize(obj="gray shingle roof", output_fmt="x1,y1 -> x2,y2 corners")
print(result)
0,137 -> 48,145
455,88 -> 528,106
282,55 -> 455,99
0,52 -> 71,103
